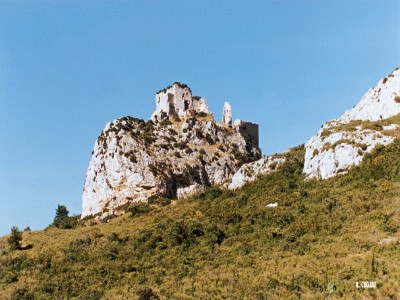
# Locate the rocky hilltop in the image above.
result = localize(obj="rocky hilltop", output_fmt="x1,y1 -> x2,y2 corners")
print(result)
229,67 -> 400,187
83,68 -> 400,217
82,83 -> 261,218
303,67 -> 400,179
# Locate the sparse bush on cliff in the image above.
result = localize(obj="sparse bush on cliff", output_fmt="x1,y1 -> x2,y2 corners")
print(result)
197,111 -> 207,118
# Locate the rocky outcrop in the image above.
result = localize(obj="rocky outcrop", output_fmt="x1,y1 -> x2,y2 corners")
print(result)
227,67 -> 400,187
303,68 -> 400,179
82,84 -> 261,218
340,68 -> 400,122
82,68 -> 400,218
228,154 -> 285,189
303,124 -> 395,179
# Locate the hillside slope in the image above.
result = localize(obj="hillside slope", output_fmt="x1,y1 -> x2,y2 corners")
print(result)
1,139 -> 400,299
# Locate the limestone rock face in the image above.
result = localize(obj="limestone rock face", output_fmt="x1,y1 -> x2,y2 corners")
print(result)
227,67 -> 400,188
82,84 -> 261,218
303,124 -> 394,179
340,68 -> 400,122
222,101 -> 232,126
303,68 -> 400,179
228,154 -> 285,189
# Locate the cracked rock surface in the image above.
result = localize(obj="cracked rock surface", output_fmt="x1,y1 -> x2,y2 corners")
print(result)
82,114 -> 260,218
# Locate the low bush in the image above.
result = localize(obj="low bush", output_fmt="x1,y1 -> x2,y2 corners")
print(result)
127,202 -> 152,217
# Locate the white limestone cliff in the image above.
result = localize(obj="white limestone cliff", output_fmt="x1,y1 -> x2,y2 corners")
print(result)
340,68 -> 400,122
303,126 -> 394,179
228,154 -> 285,189
82,84 -> 260,218
303,68 -> 400,179
227,67 -> 400,188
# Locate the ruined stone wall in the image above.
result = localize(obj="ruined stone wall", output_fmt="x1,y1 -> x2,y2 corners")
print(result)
152,83 -> 208,120
171,85 -> 192,115
235,121 -> 259,148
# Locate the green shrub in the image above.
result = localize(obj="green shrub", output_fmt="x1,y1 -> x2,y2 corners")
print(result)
160,119 -> 172,127
136,287 -> 160,300
197,112 -> 208,117
7,226 -> 22,251
205,186 -> 223,200
53,205 -> 78,229
171,112 -> 181,122
148,196 -> 171,207
128,202 -> 151,217
10,286 -> 34,300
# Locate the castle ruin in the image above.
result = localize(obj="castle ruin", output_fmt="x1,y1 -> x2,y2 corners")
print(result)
151,82 -> 259,148
151,82 -> 209,121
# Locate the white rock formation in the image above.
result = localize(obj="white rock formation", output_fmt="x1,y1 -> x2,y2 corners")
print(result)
228,154 -> 285,189
222,101 -> 232,125
82,84 -> 261,218
303,68 -> 400,179
227,67 -> 400,188
383,124 -> 399,131
340,68 -> 400,122
303,127 -> 394,179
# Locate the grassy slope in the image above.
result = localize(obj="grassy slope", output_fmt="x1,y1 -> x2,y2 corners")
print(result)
1,141 -> 400,299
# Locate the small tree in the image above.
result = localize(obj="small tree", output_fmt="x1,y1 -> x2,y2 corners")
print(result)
53,204 -> 76,229
7,226 -> 22,251
54,204 -> 69,226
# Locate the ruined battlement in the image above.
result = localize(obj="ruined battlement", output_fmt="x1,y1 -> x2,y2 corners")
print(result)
233,119 -> 259,148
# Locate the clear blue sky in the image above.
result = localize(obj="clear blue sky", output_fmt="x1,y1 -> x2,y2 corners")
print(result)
0,1 -> 399,236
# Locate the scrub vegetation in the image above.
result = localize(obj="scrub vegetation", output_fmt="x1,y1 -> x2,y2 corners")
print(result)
1,141 -> 400,299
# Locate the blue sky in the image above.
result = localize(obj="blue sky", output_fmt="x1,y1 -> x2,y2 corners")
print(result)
0,0 -> 399,236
